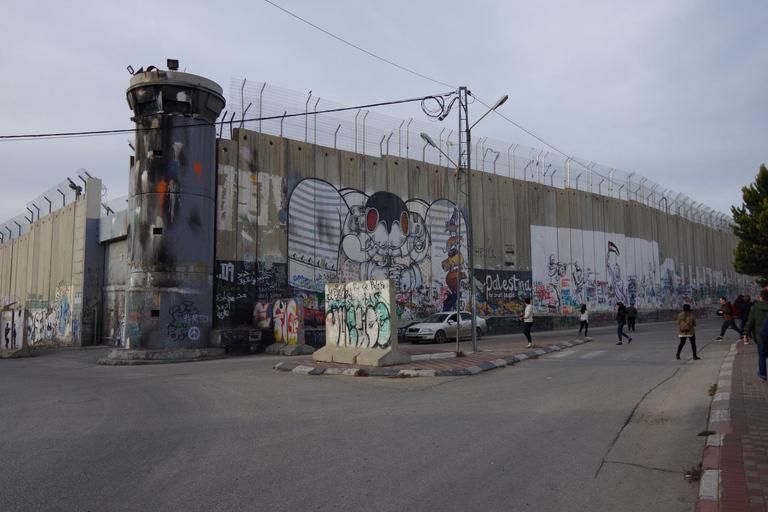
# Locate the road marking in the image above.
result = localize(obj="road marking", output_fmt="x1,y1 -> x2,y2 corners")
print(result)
551,350 -> 605,359
579,350 -> 606,359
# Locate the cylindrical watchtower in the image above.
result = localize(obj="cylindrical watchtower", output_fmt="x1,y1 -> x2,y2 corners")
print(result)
124,66 -> 225,349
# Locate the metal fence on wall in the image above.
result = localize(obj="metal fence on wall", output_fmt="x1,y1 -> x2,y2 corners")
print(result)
0,169 -> 92,243
226,79 -> 732,231
0,169 -> 125,243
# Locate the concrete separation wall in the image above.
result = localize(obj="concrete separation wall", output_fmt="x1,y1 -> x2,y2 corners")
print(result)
0,179 -> 103,346
212,129 -> 755,349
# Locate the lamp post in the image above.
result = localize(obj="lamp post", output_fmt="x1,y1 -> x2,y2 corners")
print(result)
422,89 -> 508,352
421,132 -> 462,352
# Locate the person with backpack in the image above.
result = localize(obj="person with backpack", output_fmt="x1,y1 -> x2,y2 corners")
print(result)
615,302 -> 633,345
743,289 -> 768,380
676,304 -> 699,360
716,296 -> 743,340
578,304 -> 589,338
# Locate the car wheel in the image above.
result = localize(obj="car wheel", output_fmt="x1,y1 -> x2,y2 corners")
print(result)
476,327 -> 483,340
434,330 -> 447,344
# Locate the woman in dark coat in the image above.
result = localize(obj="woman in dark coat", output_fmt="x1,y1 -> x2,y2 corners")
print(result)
615,302 -> 633,345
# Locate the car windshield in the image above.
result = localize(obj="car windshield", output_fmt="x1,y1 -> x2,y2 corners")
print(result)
424,313 -> 450,323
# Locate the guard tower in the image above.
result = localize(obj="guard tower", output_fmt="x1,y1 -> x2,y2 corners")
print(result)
123,63 -> 225,349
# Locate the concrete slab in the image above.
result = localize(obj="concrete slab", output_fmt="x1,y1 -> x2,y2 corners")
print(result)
699,470 -> 720,500
355,348 -> 411,367
278,344 -> 315,356
265,343 -> 287,355
98,347 -> 227,365
332,348 -> 363,364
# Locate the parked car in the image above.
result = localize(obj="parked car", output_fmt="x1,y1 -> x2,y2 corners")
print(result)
405,312 -> 488,344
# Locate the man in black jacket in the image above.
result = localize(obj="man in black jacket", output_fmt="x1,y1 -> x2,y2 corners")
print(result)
739,294 -> 753,337
744,289 -> 768,381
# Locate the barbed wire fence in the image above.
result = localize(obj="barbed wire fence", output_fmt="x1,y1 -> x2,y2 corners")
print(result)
226,79 -> 732,232
0,79 -> 731,242
1,169 -> 99,242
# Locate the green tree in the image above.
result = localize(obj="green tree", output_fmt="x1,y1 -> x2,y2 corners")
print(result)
732,163 -> 768,286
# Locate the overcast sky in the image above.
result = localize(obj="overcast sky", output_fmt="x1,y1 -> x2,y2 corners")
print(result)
1,0 -> 766,226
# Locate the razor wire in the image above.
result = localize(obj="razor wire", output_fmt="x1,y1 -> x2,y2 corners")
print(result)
226,79 -> 732,232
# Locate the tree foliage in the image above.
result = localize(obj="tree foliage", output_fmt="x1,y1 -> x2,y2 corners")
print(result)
732,163 -> 768,286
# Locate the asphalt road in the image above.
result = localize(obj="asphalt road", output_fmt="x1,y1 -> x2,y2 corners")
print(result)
0,317 -> 730,511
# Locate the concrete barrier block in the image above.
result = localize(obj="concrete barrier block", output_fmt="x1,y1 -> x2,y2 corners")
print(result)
265,342 -> 287,355
355,347 -> 410,367
278,344 -> 315,356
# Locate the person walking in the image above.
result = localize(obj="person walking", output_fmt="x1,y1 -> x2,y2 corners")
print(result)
716,296 -> 742,340
739,295 -> 753,343
615,302 -> 633,345
743,289 -> 768,380
626,302 -> 638,331
578,304 -> 589,338
676,304 -> 699,360
521,298 -> 534,348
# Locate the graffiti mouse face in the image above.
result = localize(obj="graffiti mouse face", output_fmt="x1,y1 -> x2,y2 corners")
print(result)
342,191 -> 427,263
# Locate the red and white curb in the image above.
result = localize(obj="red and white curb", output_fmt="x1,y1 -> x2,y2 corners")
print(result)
697,343 -> 737,511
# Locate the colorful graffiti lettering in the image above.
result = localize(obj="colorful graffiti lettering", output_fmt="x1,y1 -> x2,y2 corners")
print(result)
476,270 -> 533,316
273,298 -> 302,345
253,302 -> 273,329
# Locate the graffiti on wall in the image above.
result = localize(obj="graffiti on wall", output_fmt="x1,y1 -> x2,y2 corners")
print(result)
286,178 -> 468,321
475,270 -> 533,316
26,309 -> 56,344
103,294 -> 125,346
2,310 -> 21,349
272,298 -> 302,345
257,262 -> 287,302
18,281 -> 73,345
25,294 -> 48,310
531,225 -> 750,312
167,301 -> 210,342
253,301 -> 273,329
325,279 -> 393,349
55,281 -> 70,336
251,298 -> 306,346
214,260 -> 258,326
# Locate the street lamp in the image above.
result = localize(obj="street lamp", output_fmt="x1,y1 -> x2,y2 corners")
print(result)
421,132 -> 464,353
422,90 -> 508,353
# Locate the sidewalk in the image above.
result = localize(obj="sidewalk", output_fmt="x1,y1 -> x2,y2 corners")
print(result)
699,341 -> 768,512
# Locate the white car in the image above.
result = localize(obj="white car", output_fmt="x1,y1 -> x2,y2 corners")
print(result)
405,312 -> 488,344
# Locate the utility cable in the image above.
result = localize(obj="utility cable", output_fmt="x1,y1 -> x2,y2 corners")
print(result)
0,93 -> 452,141
264,0 -> 457,90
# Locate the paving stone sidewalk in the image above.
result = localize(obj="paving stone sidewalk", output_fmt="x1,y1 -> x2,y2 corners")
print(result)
274,336 -> 592,377
699,341 -> 768,512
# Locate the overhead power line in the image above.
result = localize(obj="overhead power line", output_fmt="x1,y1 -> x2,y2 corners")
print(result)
0,93 -> 451,141
264,1 -> 585,175
264,0 -> 457,90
